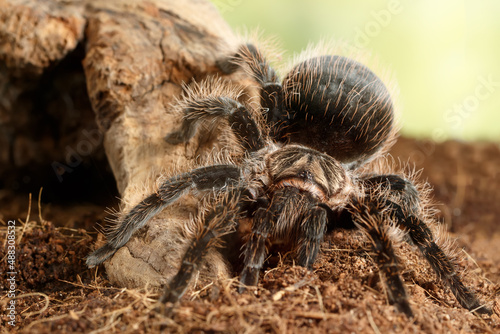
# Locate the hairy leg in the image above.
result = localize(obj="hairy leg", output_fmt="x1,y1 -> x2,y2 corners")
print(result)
295,206 -> 328,269
362,174 -> 491,314
240,188 -> 328,289
348,197 -> 413,317
239,204 -> 273,290
86,165 -> 241,267
217,43 -> 287,136
165,94 -> 265,152
160,187 -> 248,305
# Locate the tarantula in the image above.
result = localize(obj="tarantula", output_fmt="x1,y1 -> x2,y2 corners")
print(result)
86,43 -> 491,318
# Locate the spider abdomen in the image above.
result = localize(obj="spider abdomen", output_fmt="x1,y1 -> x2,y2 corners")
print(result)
282,55 -> 395,168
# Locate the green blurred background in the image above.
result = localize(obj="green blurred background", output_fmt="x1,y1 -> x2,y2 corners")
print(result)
211,0 -> 500,141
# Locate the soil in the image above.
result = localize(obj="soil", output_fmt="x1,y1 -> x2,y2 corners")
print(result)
1,136 -> 500,333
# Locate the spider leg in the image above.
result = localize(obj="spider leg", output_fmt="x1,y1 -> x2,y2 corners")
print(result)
239,203 -> 273,290
295,205 -> 328,269
86,165 -> 241,267
165,95 -> 265,152
240,188 -> 301,290
240,188 -> 329,289
160,187 -> 248,304
348,197 -> 414,318
217,44 -> 286,136
363,174 -> 492,315
390,203 -> 492,314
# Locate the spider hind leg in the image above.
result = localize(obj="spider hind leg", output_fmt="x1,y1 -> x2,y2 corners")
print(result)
364,174 -> 492,315
348,197 -> 413,317
217,43 -> 287,137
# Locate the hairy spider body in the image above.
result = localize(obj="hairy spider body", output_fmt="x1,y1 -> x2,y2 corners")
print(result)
283,55 -> 395,167
87,43 -> 491,318
218,44 -> 395,168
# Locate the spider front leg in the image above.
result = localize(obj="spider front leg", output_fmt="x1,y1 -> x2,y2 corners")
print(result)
240,188 -> 328,290
160,187 -> 249,305
86,165 -> 241,267
165,92 -> 265,152
295,205 -> 328,269
239,204 -> 273,290
363,174 -> 492,315
88,86 -> 268,268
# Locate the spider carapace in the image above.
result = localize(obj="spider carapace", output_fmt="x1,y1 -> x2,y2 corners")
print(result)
87,43 -> 491,318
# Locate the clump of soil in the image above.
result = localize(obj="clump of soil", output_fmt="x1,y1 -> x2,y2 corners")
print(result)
1,137 -> 499,333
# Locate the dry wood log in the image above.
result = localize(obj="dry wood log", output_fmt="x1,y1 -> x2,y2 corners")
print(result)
1,0 -> 245,289
82,0 -> 242,289
0,0 -> 108,200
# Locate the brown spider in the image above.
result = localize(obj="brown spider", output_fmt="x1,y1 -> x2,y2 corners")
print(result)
87,43 -> 491,318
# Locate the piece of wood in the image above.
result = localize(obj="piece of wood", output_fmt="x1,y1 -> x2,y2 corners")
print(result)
1,0 -> 244,289
82,0 -> 240,289
0,0 -> 100,198
0,0 -> 85,76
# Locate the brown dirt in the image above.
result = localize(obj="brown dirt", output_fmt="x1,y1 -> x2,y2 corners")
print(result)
1,136 -> 500,333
